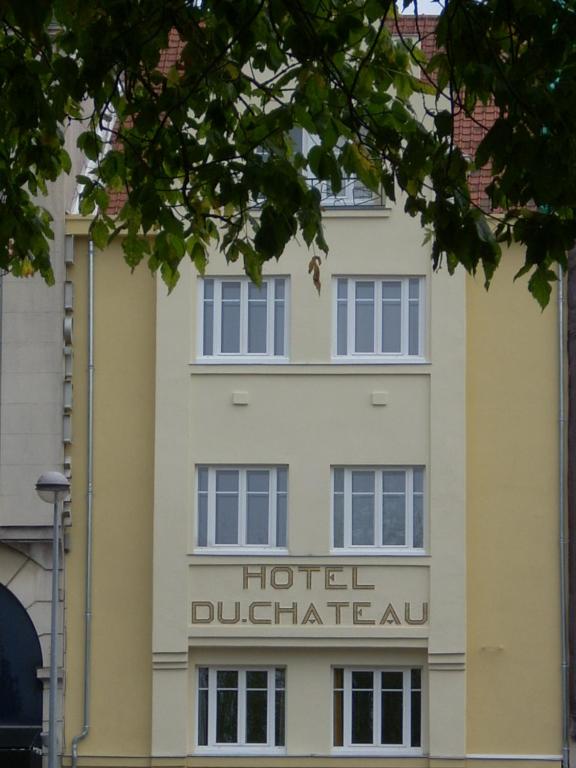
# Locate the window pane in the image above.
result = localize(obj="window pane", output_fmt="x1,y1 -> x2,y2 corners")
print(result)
352,471 -> 375,493
381,690 -> 403,744
198,667 -> 209,688
203,282 -> 214,355
216,690 -> 238,743
413,494 -> 424,548
247,471 -> 269,493
413,468 -> 424,493
382,281 -> 401,300
408,278 -> 420,300
382,494 -> 406,546
198,468 -> 208,493
333,468 -> 344,494
337,279 -> 348,300
383,471 -> 405,493
274,297 -> 285,356
408,301 -> 420,355
355,282 -> 374,353
246,690 -> 268,743
215,494 -> 239,544
221,283 -> 241,353
248,283 -> 268,353
198,689 -> 208,745
352,690 -> 373,744
216,470 -> 239,493
277,468 -> 288,493
198,492 -> 208,547
334,689 -> 343,746
333,492 -> 344,548
275,668 -> 285,689
246,499 -> 269,544
276,492 -> 287,547
275,688 -> 285,746
382,301 -> 401,353
337,302 -> 348,355
381,671 -> 403,689
352,494 -> 374,545
217,670 -> 238,687
411,669 -> 421,747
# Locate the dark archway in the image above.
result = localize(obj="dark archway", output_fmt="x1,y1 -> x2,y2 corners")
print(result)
0,583 -> 43,766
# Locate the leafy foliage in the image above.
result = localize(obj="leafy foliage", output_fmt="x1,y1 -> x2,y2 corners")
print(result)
1,0 -> 576,303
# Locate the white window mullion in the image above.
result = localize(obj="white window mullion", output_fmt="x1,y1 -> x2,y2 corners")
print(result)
269,469 -> 277,548
348,280 -> 355,354
239,281 -> 248,355
375,471 -> 383,548
403,670 -> 411,747
343,470 -> 352,547
266,280 -> 273,356
343,669 -> 352,748
401,280 -> 409,355
375,281 -> 382,355
208,669 -> 217,746
267,669 -> 275,746
406,469 -> 414,549
237,670 -> 246,746
373,671 -> 381,746
238,470 -> 247,546
207,469 -> 216,547
214,281 -> 223,355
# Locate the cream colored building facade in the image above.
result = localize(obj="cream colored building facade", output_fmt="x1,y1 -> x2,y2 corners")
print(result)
60,186 -> 563,768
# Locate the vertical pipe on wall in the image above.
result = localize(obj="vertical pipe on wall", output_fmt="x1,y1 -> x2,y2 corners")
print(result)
71,239 -> 95,768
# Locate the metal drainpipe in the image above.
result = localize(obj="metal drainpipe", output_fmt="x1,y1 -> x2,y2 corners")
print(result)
559,266 -> 570,768
71,238 -> 95,768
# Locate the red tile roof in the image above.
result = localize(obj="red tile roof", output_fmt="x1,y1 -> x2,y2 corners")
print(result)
106,17 -> 496,216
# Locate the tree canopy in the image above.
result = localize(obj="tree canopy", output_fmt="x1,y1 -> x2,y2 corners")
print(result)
1,0 -> 575,304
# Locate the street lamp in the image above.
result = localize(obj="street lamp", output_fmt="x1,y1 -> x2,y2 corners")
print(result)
36,471 -> 70,768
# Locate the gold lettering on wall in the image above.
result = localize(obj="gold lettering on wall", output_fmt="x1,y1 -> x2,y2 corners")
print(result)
270,566 -> 293,589
379,603 -> 402,625
405,601 -> 429,625
191,602 -> 214,623
351,567 -> 375,590
353,602 -> 376,625
297,566 -> 321,589
275,602 -> 298,624
243,566 -> 266,589
325,567 -> 347,590
301,603 -> 323,624
217,601 -> 240,624
249,601 -> 272,624
327,601 -> 349,625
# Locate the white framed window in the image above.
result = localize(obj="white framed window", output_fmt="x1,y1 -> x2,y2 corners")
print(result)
199,277 -> 288,361
333,668 -> 422,753
293,129 -> 383,208
334,277 -> 425,360
197,467 -> 288,551
197,667 -> 286,753
332,467 -> 424,553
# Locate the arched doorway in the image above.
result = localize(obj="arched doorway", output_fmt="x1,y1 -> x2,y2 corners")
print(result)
0,584 -> 43,767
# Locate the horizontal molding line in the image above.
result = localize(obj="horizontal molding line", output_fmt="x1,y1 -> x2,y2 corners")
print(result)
465,756 -> 562,762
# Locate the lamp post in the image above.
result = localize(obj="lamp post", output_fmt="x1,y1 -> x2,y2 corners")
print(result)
36,471 -> 70,768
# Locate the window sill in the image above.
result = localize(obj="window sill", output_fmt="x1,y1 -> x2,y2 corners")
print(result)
331,548 -> 427,557
196,356 -> 290,365
331,356 -> 428,365
332,747 -> 424,756
195,747 -> 287,756
194,547 -> 289,556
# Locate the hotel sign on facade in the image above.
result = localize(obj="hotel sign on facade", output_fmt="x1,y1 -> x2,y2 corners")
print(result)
190,564 -> 429,630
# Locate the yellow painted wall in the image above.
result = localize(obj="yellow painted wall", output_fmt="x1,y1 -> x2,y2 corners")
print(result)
64,237 -> 156,761
466,252 -> 561,754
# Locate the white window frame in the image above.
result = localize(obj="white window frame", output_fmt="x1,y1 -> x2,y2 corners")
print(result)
331,467 -> 425,554
333,667 -> 422,755
332,276 -> 425,362
196,466 -> 288,554
196,667 -> 286,754
197,276 -> 289,363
